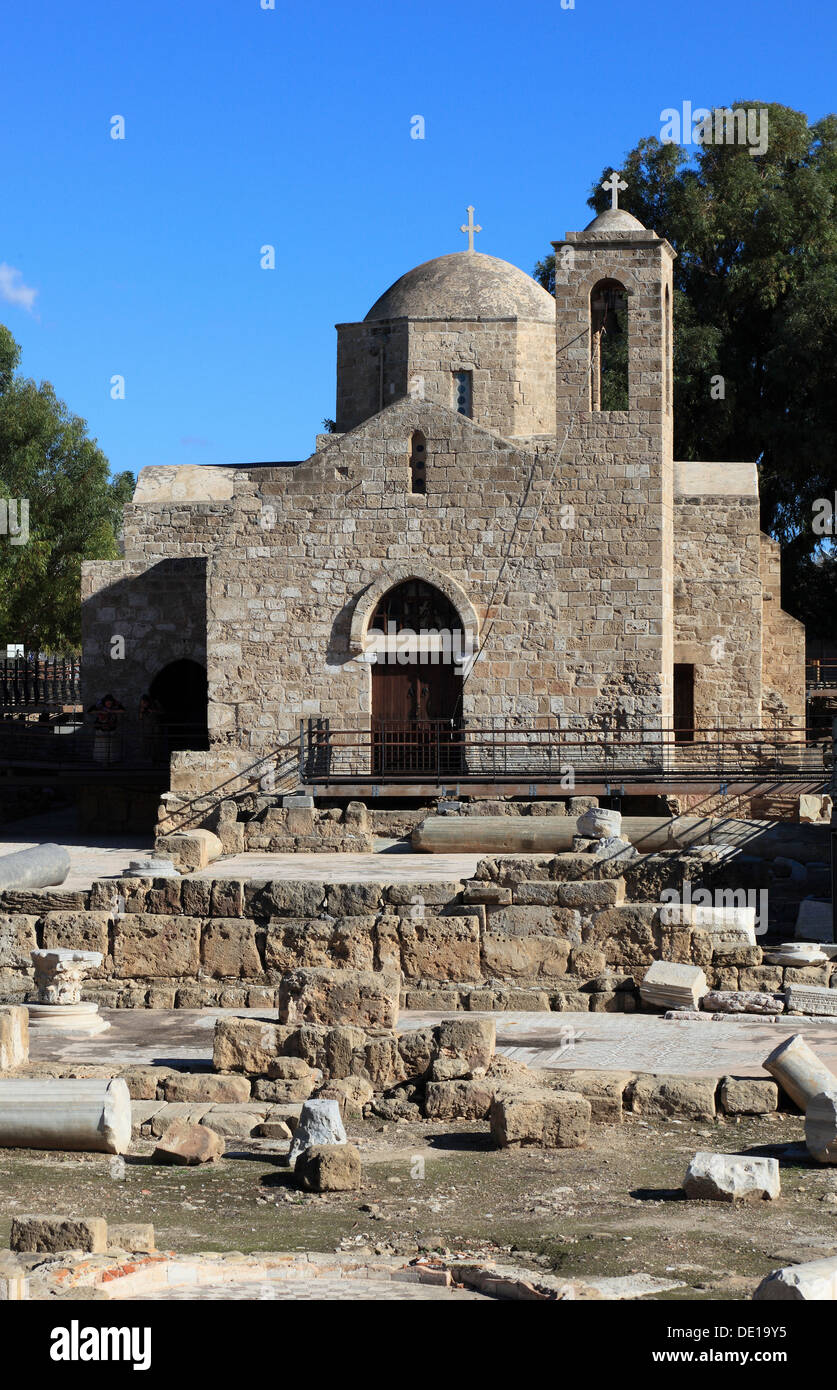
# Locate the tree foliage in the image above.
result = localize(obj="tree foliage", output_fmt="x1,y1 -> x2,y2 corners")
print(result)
535,103 -> 837,634
0,326 -> 134,652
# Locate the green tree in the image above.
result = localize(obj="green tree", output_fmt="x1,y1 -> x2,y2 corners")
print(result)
535,103 -> 837,635
0,326 -> 134,652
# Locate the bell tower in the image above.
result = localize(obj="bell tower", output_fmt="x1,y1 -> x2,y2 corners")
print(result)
551,176 -> 677,727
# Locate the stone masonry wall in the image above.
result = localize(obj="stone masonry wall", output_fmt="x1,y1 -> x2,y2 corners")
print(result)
673,495 -> 763,726
0,853 -> 821,1014
759,533 -> 806,726
335,316 -> 555,438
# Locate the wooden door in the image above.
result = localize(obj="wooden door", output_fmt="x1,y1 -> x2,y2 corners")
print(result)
372,662 -> 463,774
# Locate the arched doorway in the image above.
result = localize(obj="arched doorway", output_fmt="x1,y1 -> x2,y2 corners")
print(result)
148,659 -> 209,753
369,579 -> 464,774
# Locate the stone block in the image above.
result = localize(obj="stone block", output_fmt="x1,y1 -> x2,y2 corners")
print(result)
113,917 -> 200,978
245,880 -> 327,918
10,1215 -> 108,1254
209,880 -> 245,917
327,883 -> 383,916
199,1106 -> 267,1138
278,968 -> 399,1029
482,933 -> 571,981
631,1075 -> 717,1119
683,1152 -> 780,1202
158,829 -> 222,870
314,1076 -> 374,1118
39,911 -> 110,955
640,961 -> 707,1011
545,1069 -> 633,1123
490,1089 -> 590,1148
434,1017 -> 496,1070
719,1078 -> 778,1115
154,1119 -> 224,1164
424,1078 -> 495,1120
162,1073 -> 252,1104
0,916 -> 38,971
786,984 -> 837,1017
295,1143 -> 361,1191
212,1016 -> 287,1074
108,1223 -> 155,1252
265,917 -> 375,974
585,906 -> 660,967
201,919 -> 262,978
398,915 -> 481,982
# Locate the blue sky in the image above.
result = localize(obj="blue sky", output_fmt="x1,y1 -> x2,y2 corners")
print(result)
2,0 -> 834,479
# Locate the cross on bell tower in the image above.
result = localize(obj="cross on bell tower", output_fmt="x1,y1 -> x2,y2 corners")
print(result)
601,171 -> 628,210
460,206 -> 482,252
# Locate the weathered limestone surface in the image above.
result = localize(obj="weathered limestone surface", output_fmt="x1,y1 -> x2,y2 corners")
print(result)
287,1098 -> 347,1165
489,1088 -> 591,1149
278,968 -> 400,1030
682,1152 -> 780,1203
10,1215 -> 108,1254
295,1143 -> 361,1192
754,1256 -> 837,1301
154,1119 -> 225,1164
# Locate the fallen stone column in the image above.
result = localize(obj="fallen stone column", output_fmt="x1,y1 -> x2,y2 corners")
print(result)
412,814 -> 830,858
0,1006 -> 28,1071
0,1078 -> 131,1153
754,1255 -> 837,1300
0,843 -> 70,894
804,1090 -> 837,1163
762,1034 -> 837,1110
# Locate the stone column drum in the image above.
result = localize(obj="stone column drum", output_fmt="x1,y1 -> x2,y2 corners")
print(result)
763,1034 -> 837,1110
0,1078 -> 132,1153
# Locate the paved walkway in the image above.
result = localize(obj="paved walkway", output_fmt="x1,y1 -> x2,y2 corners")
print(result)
0,810 -> 480,889
26,1006 -> 837,1078
139,1277 -> 485,1300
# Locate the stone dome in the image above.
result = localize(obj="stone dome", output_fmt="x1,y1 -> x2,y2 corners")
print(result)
583,206 -> 646,233
364,252 -> 556,324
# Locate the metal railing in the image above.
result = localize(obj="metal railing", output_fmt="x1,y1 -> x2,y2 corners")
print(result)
0,656 -> 81,709
302,716 -> 828,783
0,712 -> 207,772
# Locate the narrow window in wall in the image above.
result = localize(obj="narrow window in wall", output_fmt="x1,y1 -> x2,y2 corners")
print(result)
410,430 -> 427,494
453,370 -> 473,417
673,663 -> 695,744
590,279 -> 629,411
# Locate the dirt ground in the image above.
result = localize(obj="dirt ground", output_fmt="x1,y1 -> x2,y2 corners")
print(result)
2,1109 -> 835,1300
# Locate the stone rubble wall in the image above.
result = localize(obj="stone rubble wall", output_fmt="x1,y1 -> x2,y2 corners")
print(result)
0,852 -> 829,1012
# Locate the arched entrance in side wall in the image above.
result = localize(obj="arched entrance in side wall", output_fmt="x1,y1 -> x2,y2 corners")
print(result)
369,579 -> 464,774
148,658 -> 209,752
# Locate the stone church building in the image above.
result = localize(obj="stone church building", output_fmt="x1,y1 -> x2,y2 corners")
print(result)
81,193 -> 805,809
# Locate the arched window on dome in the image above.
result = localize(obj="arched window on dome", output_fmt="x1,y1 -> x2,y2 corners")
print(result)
410,431 -> 427,495
590,279 -> 629,411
